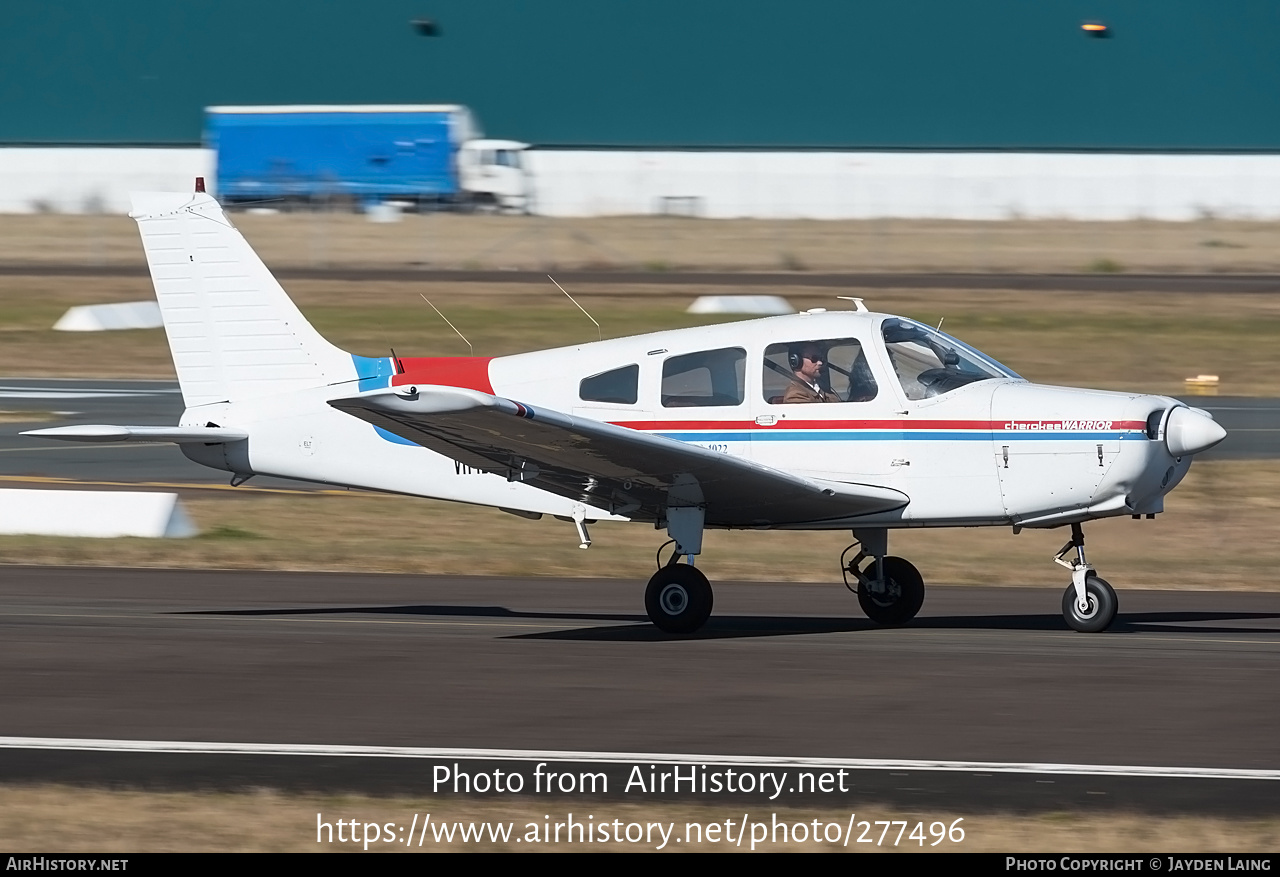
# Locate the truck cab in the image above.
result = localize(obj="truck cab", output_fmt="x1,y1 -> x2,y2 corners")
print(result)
457,139 -> 530,212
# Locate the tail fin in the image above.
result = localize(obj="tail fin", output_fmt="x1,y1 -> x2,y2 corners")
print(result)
130,191 -> 359,408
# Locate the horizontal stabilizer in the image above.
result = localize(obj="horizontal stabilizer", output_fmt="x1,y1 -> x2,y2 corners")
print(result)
21,425 -> 248,444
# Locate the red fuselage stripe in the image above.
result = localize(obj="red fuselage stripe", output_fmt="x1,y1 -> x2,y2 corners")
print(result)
392,357 -> 495,394
612,419 -> 1148,431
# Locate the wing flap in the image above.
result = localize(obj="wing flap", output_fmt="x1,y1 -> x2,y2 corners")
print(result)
330,386 -> 908,526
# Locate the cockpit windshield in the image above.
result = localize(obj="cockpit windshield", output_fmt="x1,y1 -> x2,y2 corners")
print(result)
881,317 -> 1019,400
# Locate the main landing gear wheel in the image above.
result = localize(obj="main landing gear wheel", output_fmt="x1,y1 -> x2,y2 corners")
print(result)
857,556 -> 925,626
645,564 -> 713,634
1061,575 -> 1118,633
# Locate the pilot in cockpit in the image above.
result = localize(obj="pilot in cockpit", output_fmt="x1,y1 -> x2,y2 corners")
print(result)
782,343 -> 839,403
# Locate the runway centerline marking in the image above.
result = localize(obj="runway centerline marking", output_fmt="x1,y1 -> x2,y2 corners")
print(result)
0,445 -> 160,453
905,631 -> 1280,646
0,391 -> 174,399
0,474 -> 349,495
0,611 -> 586,631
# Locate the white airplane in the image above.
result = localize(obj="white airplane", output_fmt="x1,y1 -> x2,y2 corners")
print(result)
26,186 -> 1227,635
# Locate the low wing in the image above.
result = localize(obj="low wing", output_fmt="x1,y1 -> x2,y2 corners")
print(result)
330,386 -> 908,526
21,425 -> 248,444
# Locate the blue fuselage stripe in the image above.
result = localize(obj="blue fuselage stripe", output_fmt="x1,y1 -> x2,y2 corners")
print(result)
374,425 -> 419,445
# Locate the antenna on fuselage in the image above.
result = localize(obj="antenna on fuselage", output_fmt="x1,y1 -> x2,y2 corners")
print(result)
419,294 -> 473,356
548,275 -> 601,342
836,296 -> 868,313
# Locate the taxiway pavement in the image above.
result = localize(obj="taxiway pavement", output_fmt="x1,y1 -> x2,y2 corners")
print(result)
2,567 -> 1277,770
7,263 -> 1280,293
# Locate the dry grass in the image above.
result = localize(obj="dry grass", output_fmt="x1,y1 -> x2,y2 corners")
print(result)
0,410 -> 54,423
0,460 -> 1275,590
2,785 -> 1276,852
4,274 -> 1280,394
3,211 -> 1280,392
5,212 -> 1280,274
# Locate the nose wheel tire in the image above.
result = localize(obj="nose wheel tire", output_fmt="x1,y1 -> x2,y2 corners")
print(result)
1061,575 -> 1118,632
857,556 -> 925,626
645,564 -> 714,634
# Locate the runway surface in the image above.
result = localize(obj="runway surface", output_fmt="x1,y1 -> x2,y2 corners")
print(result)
3,567 -> 1278,770
1,379 -> 1275,492
0,379 -> 317,490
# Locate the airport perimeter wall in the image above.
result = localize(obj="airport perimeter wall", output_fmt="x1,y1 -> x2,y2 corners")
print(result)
0,149 -> 214,216
4,148 -> 1280,221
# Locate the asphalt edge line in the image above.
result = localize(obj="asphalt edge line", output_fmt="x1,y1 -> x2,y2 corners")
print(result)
0,737 -> 1275,781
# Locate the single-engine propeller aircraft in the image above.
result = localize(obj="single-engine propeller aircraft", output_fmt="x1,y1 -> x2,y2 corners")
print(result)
26,186 -> 1227,634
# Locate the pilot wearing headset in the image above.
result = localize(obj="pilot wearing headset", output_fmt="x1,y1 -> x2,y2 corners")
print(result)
782,343 -> 839,403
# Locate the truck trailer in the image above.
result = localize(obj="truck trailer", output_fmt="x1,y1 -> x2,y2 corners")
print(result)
205,104 -> 529,211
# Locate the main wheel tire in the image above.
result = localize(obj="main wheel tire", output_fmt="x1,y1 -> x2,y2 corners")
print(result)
857,556 -> 925,626
645,564 -> 713,634
1061,575 -> 1118,632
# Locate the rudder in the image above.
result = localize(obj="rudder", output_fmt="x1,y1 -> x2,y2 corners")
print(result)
130,190 -> 356,408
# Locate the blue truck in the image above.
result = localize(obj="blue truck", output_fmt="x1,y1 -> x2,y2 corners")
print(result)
205,104 -> 529,210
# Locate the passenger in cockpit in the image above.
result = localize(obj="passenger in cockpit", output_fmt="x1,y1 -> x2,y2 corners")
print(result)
781,344 -> 838,403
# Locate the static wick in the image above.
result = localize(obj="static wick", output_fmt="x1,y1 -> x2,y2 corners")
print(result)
548,275 -> 601,342
419,294 -> 473,356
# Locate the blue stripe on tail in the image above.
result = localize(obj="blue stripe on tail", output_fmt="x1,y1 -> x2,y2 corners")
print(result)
352,355 -> 396,391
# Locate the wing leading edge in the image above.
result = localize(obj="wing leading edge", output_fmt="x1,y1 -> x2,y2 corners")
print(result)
329,385 -> 908,526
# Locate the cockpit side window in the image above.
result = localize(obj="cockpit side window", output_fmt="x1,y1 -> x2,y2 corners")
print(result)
661,347 -> 746,408
881,318 -> 1013,400
762,338 -> 878,404
579,364 -> 639,404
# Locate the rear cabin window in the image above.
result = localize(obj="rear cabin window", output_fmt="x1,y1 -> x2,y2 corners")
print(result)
661,348 -> 746,408
579,364 -> 639,405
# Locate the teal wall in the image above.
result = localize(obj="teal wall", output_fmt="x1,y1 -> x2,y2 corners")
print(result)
2,1 -> 1278,149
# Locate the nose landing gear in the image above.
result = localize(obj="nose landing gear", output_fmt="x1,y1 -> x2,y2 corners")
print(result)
1061,573 -> 1118,633
1054,523 -> 1118,632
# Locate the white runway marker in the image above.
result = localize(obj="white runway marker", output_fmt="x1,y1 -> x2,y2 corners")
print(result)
0,737 -> 1276,781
